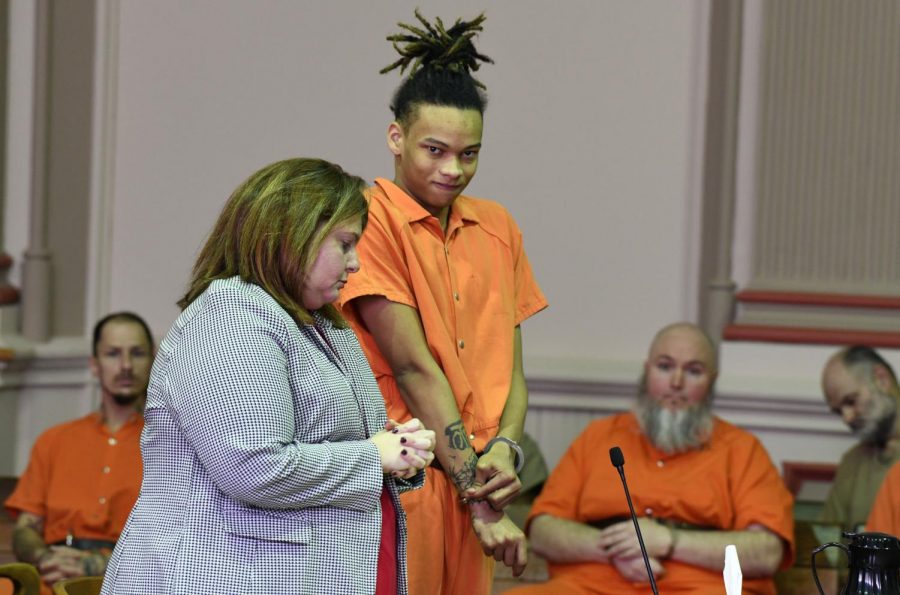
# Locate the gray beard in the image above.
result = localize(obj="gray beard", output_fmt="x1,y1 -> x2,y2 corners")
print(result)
635,389 -> 714,454
856,392 -> 897,446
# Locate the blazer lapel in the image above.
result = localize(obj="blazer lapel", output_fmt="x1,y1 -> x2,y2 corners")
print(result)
307,314 -> 377,438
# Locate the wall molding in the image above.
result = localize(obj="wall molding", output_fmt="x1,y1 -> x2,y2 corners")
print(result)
736,290 -> 900,310
727,290 -> 900,346
723,325 -> 900,348
0,337 -> 90,389
525,371 -> 852,470
527,372 -> 842,435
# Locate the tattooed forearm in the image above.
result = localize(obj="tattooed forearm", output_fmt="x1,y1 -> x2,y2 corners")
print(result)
12,525 -> 49,565
445,420 -> 470,451
450,453 -> 478,490
444,420 -> 480,490
82,552 -> 108,576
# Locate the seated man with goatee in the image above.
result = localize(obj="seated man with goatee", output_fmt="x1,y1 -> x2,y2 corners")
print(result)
508,323 -> 794,595
5,312 -> 153,594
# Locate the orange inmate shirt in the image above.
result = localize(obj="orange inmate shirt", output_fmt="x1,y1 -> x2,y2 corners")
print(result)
5,411 -> 143,546
338,178 -> 547,450
866,460 -> 900,536
525,414 -> 795,595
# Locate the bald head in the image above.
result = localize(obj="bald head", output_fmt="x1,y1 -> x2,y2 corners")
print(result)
643,323 -> 719,411
822,347 -> 898,401
822,346 -> 899,444
648,323 -> 718,375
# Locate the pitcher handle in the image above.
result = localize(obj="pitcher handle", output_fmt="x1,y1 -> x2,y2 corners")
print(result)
811,541 -> 848,595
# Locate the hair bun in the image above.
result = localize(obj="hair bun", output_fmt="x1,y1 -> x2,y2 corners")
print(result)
381,9 -> 493,89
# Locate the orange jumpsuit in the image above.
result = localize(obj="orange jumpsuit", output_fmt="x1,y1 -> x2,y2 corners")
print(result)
5,412 -> 143,594
510,413 -> 795,595
339,178 -> 547,594
866,461 -> 900,536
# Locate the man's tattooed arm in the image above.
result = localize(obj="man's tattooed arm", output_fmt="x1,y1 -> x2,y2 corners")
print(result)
82,552 -> 108,576
445,420 -> 480,491
12,512 -> 49,565
445,420 -> 470,451
449,453 -> 478,490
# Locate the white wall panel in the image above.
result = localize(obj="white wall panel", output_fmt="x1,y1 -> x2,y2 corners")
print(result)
106,0 -> 710,370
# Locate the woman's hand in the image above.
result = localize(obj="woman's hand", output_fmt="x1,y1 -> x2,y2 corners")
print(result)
371,418 -> 436,479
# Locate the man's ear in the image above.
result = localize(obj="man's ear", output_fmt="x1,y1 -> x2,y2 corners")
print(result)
387,122 -> 404,156
89,357 -> 100,379
873,364 -> 893,393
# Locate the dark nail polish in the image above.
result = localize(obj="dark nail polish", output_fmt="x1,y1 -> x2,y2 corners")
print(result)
401,449 -> 408,455
391,428 -> 399,434
400,437 -> 407,444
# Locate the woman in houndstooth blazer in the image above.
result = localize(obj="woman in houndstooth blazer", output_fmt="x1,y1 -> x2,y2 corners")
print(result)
101,158 -> 435,595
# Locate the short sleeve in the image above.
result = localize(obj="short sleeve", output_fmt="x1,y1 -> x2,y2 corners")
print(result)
339,196 -> 416,310
501,209 -> 547,326
4,432 -> 54,519
729,436 -> 796,569
525,422 -> 594,531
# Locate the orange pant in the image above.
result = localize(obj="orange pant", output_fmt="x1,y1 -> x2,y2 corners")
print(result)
402,467 -> 494,595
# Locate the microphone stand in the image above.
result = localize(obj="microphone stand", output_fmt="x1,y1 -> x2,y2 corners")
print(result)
610,447 -> 660,595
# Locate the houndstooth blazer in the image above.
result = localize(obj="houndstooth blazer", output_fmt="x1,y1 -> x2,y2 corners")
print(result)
101,277 -> 421,595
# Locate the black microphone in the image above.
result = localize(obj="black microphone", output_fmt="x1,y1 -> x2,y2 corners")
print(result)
609,446 -> 659,595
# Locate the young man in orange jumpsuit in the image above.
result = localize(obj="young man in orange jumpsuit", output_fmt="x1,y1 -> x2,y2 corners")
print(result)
508,324 -> 794,595
338,11 -> 547,595
5,312 -> 153,594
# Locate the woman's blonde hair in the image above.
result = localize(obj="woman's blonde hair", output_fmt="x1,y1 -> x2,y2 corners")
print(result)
178,157 -> 367,326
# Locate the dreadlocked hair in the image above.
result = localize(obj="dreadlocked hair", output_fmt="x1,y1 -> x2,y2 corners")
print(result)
381,9 -> 493,126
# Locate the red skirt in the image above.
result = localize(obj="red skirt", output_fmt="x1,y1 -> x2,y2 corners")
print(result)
375,486 -> 398,595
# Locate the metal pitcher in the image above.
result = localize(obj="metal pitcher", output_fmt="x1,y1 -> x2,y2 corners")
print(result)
812,531 -> 900,594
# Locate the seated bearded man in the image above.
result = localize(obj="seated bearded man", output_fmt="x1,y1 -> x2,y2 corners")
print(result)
508,323 -> 795,595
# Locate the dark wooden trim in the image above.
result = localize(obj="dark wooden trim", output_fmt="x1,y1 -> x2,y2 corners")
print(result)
0,252 -> 19,304
782,461 -> 837,497
736,290 -> 900,310
0,286 -> 18,305
724,324 -> 900,347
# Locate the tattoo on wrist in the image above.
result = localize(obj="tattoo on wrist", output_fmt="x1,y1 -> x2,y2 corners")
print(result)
82,553 -> 106,576
450,454 -> 477,490
445,420 -> 469,451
